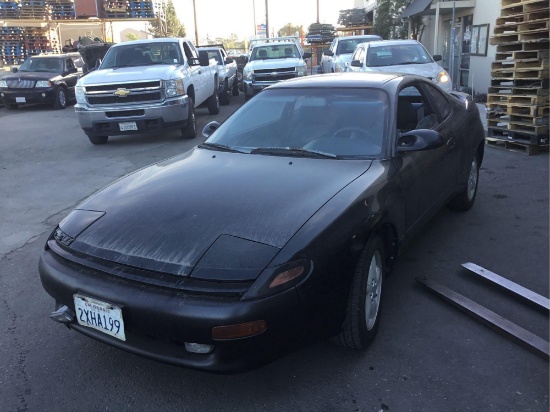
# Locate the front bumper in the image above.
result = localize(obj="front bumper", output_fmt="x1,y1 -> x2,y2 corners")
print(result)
75,95 -> 189,137
39,241 -> 307,373
243,80 -> 276,97
0,88 -> 55,105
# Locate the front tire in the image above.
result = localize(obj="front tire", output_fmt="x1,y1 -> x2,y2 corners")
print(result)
332,234 -> 385,349
232,76 -> 239,96
181,97 -> 197,139
87,134 -> 108,145
207,84 -> 220,115
53,87 -> 67,110
448,153 -> 479,211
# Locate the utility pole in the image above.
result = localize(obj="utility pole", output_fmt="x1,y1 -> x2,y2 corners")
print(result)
450,0 -> 456,89
253,0 -> 257,35
316,0 -> 319,23
265,0 -> 269,38
193,0 -> 199,45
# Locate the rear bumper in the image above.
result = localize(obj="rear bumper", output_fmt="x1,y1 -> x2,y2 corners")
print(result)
75,95 -> 189,136
38,243 -> 307,373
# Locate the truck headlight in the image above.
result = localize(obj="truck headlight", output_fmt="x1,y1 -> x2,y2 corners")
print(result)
165,78 -> 184,97
243,67 -> 253,80
0,80 -> 7,88
75,86 -> 86,104
437,70 -> 450,84
297,65 -> 307,76
36,80 -> 52,88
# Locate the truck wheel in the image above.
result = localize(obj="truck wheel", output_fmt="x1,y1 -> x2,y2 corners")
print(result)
232,77 -> 239,96
87,134 -> 108,145
207,85 -> 220,115
53,87 -> 68,110
181,97 -> 196,139
220,79 -> 230,105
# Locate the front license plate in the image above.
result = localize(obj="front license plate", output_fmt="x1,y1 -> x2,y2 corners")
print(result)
16,97 -> 26,103
119,121 -> 138,131
74,294 -> 126,341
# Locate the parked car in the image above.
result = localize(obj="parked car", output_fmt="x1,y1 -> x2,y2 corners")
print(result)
243,37 -> 311,100
77,42 -> 114,74
0,54 -> 80,110
39,72 -> 485,373
74,38 -> 219,145
197,44 -> 239,105
349,39 -> 452,92
320,35 -> 382,74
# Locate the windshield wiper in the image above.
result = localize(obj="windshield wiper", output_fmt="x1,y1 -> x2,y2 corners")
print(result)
250,147 -> 338,158
390,61 -> 427,66
199,142 -> 250,153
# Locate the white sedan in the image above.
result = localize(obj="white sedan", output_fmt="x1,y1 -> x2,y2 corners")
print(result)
348,40 -> 452,93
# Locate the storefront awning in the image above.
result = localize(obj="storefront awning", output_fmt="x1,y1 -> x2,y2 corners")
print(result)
401,0 -> 432,18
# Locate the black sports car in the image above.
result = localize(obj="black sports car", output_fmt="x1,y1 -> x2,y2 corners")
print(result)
0,54 -> 80,109
39,73 -> 485,373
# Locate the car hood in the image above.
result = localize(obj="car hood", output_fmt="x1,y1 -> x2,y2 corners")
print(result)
334,53 -> 353,65
67,148 -> 372,279
79,64 -> 179,85
3,71 -> 61,82
365,62 -> 442,79
247,57 -> 303,71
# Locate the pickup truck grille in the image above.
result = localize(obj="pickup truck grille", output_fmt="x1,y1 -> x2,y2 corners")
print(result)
253,67 -> 296,82
7,80 -> 35,89
84,80 -> 163,106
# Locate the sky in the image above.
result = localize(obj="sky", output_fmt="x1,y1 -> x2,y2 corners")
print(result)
172,0 -> 356,41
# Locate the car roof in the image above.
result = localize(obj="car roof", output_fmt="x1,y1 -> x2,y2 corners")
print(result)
267,72 -> 404,89
337,35 -> 382,41
367,39 -> 422,48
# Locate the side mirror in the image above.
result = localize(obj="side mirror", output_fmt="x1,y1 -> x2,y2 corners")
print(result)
198,50 -> 210,67
11,67 -> 18,73
224,58 -> 234,64
324,50 -> 334,57
396,129 -> 445,153
433,54 -> 442,62
82,66 -> 89,74
350,59 -> 362,68
202,121 -> 220,138
67,67 -> 78,74
303,52 -> 312,59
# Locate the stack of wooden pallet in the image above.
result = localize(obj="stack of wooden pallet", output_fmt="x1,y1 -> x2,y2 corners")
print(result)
19,0 -> 52,19
0,0 -> 20,19
103,0 -> 127,18
49,0 -> 75,19
23,27 -> 60,55
0,26 -> 24,65
487,0 -> 549,155
128,1 -> 154,18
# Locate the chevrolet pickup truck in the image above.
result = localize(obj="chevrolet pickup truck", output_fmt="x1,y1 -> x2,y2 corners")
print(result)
74,38 -> 219,144
242,37 -> 311,100
197,44 -> 239,105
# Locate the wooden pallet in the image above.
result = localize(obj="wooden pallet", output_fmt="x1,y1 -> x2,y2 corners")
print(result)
487,126 -> 550,145
485,137 -> 549,155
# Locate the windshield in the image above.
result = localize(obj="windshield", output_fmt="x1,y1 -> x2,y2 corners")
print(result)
101,42 -> 182,68
336,37 -> 381,55
18,57 -> 63,73
205,88 -> 388,158
366,44 -> 433,67
250,44 -> 299,60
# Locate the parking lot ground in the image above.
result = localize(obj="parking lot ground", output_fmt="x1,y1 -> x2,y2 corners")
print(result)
0,99 -> 548,411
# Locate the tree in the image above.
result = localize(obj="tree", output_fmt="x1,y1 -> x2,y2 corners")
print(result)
149,0 -> 186,38
374,0 -> 425,40
277,23 -> 304,38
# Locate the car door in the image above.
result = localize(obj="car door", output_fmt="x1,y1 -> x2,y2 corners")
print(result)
323,39 -> 337,73
393,82 -> 458,239
183,42 -> 205,105
64,58 -> 79,93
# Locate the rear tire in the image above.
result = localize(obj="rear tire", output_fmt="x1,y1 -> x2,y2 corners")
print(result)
87,134 -> 108,145
332,234 -> 385,349
448,153 -> 479,211
220,79 -> 230,105
53,87 -> 67,110
181,97 -> 197,139
207,84 -> 220,115
232,76 -> 239,96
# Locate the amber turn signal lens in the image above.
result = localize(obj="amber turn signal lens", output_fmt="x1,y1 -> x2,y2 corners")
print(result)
212,320 -> 267,340
269,265 -> 304,288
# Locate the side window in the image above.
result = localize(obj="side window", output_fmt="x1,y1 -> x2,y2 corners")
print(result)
351,46 -> 362,62
357,47 -> 366,64
183,42 -> 197,61
220,49 -> 227,60
66,59 -> 74,70
422,83 -> 452,119
396,84 -> 440,133
330,39 -> 337,52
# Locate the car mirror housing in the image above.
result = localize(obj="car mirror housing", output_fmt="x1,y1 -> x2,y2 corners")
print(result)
324,50 -> 334,57
11,67 -> 18,73
198,50 -> 210,67
224,57 -> 234,64
202,121 -> 220,138
303,52 -> 312,59
396,129 -> 445,153
433,54 -> 443,62
350,59 -> 362,68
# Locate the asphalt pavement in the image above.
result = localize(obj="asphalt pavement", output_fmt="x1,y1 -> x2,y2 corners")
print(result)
0,96 -> 548,412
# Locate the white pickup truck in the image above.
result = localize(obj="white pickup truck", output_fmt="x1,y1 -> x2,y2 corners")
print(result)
197,44 -> 239,105
74,38 -> 219,144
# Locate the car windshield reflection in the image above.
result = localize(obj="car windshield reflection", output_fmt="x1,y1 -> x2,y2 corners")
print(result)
205,88 -> 388,158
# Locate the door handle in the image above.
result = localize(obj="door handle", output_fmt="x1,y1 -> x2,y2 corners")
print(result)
198,70 -> 202,74
447,136 -> 456,148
